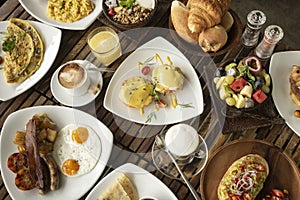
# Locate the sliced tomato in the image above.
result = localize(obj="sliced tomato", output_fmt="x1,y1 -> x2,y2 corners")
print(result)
255,163 -> 266,172
7,152 -> 28,173
141,66 -> 151,75
15,168 -> 36,190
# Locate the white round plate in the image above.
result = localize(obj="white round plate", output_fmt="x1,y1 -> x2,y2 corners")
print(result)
0,105 -> 113,200
50,60 -> 103,107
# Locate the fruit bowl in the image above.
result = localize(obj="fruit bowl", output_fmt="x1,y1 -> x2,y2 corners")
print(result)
102,0 -> 158,30
212,56 -> 272,113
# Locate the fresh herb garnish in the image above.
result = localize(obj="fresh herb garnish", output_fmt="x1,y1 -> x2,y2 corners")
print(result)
60,0 -> 66,9
2,35 -> 16,52
178,103 -> 194,108
119,0 -> 135,9
145,111 -> 156,123
138,55 -> 156,67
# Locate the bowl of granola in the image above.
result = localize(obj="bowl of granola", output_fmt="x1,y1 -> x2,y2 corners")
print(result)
102,0 -> 157,30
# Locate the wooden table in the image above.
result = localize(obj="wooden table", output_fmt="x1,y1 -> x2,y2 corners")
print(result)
0,1 -> 299,200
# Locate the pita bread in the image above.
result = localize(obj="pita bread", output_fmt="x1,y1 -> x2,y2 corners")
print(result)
98,173 -> 139,200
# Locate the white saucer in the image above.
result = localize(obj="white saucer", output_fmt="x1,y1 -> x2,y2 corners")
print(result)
50,60 -> 103,107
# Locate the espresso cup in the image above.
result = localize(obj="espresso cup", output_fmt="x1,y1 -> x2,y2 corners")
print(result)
164,123 -> 207,165
57,62 -> 90,96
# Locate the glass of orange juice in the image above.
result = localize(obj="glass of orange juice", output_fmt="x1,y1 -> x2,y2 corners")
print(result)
87,26 -> 122,66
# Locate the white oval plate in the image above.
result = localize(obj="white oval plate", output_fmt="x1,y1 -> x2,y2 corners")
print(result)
269,51 -> 300,136
0,20 -> 62,101
103,36 -> 204,125
0,106 -> 113,200
86,163 -> 178,200
50,60 -> 103,107
18,0 -> 102,30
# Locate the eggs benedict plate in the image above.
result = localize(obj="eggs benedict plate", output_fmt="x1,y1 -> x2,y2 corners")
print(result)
104,36 -> 204,125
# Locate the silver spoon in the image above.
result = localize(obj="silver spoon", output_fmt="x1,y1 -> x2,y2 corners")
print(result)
155,135 -> 202,200
87,67 -> 115,73
82,60 -> 116,73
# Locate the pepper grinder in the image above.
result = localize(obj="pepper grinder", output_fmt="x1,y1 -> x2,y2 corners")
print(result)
241,10 -> 266,47
255,25 -> 284,59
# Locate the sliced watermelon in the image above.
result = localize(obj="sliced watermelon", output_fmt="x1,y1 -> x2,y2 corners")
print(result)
229,77 -> 248,92
252,89 -> 267,104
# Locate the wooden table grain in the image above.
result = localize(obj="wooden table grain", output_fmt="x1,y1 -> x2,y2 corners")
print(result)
0,1 -> 299,200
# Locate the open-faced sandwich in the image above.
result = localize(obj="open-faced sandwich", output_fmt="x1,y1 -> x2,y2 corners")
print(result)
152,64 -> 184,94
119,76 -> 153,114
217,154 -> 269,200
119,53 -> 190,117
98,173 -> 139,200
289,65 -> 300,107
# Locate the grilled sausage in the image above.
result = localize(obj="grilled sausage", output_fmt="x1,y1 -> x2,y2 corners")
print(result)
41,154 -> 60,191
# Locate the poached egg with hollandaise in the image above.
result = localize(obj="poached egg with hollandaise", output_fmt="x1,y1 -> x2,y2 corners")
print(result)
119,76 -> 153,114
152,64 -> 184,94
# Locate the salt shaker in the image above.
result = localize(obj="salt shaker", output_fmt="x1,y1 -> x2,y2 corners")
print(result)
241,10 -> 266,47
255,25 -> 284,59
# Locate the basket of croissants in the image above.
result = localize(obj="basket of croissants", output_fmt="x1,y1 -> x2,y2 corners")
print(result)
170,0 -> 242,56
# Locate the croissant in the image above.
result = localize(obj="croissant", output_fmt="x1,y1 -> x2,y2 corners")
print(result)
187,0 -> 231,33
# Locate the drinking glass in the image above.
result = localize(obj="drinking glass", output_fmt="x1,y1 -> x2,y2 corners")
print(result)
87,26 -> 122,66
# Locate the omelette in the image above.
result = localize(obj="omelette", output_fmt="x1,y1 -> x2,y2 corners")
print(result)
2,18 -> 44,83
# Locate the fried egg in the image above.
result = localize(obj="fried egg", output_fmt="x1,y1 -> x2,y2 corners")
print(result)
119,76 -> 153,114
152,65 -> 184,93
52,124 -> 101,177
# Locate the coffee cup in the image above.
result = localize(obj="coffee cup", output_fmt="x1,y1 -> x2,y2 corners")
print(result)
164,123 -> 207,165
57,62 -> 90,96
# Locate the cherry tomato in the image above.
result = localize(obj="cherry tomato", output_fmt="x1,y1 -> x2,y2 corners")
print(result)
141,66 -> 151,75
108,8 -> 115,16
271,189 -> 284,198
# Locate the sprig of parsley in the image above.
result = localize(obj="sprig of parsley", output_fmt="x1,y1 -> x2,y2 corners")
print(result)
145,111 -> 156,123
119,0 -> 135,9
2,35 -> 16,52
